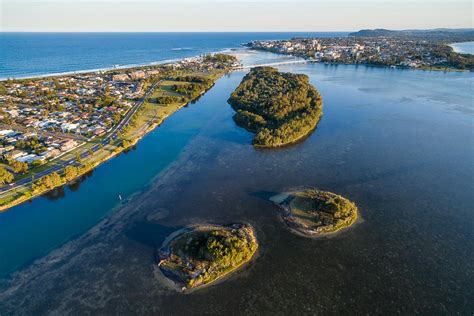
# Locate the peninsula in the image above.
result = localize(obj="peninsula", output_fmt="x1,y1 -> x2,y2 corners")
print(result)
157,223 -> 258,291
246,28 -> 474,71
228,67 -> 323,147
271,188 -> 358,237
0,54 -> 239,211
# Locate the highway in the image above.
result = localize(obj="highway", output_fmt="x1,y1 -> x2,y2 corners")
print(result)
0,80 -> 161,195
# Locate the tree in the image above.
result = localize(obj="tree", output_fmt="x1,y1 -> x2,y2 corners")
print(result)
32,172 -> 62,192
113,112 -> 121,124
0,83 -> 7,96
0,167 -> 14,185
31,160 -> 43,168
10,160 -> 28,174
228,67 -> 322,147
122,139 -> 130,149
64,165 -> 79,182
75,152 -> 82,163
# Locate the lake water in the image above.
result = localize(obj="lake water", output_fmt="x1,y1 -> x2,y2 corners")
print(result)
450,41 -> 474,54
0,49 -> 472,314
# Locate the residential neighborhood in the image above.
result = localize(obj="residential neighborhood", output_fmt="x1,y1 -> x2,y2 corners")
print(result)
0,52 -> 239,209
247,32 -> 474,70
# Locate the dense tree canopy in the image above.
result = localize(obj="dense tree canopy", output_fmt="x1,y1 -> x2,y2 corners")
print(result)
0,167 -> 14,185
203,53 -> 238,65
228,67 -> 323,147
159,224 -> 257,289
9,160 -> 28,174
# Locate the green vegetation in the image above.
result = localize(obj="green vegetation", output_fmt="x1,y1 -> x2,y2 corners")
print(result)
0,55 -> 237,212
9,160 -> 28,174
228,67 -> 323,147
64,165 -> 80,182
31,172 -> 63,193
203,53 -> 238,66
158,224 -> 258,291
0,83 -> 7,96
0,167 -> 14,185
272,188 -> 358,236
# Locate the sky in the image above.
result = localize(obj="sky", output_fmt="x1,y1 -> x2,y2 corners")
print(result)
1,0 -> 472,32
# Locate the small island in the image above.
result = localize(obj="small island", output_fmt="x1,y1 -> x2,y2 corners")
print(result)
157,223 -> 258,291
271,188 -> 358,237
228,67 -> 323,147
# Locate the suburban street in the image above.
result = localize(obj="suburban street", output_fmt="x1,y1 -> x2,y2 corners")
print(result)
0,80 -> 161,194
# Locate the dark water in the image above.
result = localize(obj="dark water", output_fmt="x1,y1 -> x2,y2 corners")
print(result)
0,32 -> 346,79
0,53 -> 473,314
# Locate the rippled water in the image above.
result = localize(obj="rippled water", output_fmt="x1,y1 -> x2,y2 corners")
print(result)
0,52 -> 473,314
0,32 -> 346,79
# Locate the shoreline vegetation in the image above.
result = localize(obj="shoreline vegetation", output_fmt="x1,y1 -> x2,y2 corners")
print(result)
228,67 -> 323,147
0,54 -> 239,212
271,188 -> 358,237
157,223 -> 258,292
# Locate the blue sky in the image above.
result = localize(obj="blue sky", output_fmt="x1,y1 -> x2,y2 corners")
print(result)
1,0 -> 472,32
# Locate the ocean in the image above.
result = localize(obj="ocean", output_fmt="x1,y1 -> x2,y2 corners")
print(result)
450,41 -> 474,54
0,32 -> 347,79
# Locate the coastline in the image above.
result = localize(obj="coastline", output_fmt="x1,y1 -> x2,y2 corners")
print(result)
253,113 -> 323,148
449,41 -> 474,54
155,223 -> 259,293
0,48 -> 237,81
0,75 -> 223,212
247,48 -> 472,72
270,187 -> 360,239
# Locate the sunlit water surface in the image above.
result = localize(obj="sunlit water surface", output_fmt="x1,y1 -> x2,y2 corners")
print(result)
0,51 -> 472,314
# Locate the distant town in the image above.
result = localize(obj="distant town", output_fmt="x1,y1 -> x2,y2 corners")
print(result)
247,29 -> 474,71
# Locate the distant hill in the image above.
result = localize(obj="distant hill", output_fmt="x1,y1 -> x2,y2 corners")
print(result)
349,28 -> 474,42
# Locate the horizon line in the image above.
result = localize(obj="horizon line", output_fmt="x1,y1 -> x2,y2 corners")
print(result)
1,27 -> 473,33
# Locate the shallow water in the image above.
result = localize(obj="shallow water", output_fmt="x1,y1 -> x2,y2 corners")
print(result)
0,53 -> 473,314
450,41 -> 474,54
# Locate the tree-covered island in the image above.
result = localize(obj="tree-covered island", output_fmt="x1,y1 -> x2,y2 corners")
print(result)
157,223 -> 258,291
271,188 -> 358,237
228,67 -> 323,147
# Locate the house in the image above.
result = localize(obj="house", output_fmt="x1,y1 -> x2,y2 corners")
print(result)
16,154 -> 39,164
58,139 -> 77,151
61,122 -> 79,133
9,150 -> 28,159
112,74 -> 129,81
40,148 -> 61,159
129,71 -> 146,80
93,127 -> 106,136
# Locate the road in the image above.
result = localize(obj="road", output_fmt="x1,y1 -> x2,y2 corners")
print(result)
0,123 -> 87,142
0,80 -> 161,195
237,60 -> 309,70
